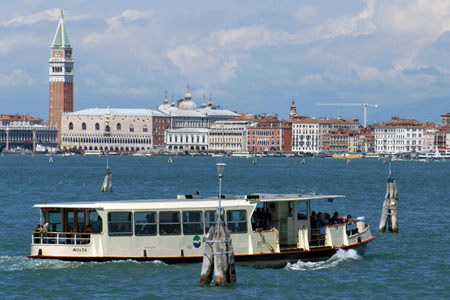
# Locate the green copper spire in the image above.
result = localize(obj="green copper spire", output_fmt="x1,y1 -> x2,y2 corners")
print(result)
52,9 -> 71,47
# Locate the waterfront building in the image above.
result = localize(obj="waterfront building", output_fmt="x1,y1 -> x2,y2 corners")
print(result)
435,126 -> 450,149
348,131 -> 375,153
375,117 -> 424,154
165,128 -> 209,152
291,117 -> 360,153
422,128 -> 437,153
60,108 -> 169,152
0,114 -> 57,152
323,130 -> 355,153
247,114 -> 292,153
48,10 -> 74,143
0,114 -> 43,126
208,120 -> 251,152
157,91 -> 239,129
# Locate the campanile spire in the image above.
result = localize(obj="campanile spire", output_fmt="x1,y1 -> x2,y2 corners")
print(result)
49,9 -> 74,144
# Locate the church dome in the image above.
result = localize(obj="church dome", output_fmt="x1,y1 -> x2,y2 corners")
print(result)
178,100 -> 197,110
184,91 -> 192,100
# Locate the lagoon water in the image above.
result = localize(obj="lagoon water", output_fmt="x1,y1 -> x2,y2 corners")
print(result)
0,155 -> 448,299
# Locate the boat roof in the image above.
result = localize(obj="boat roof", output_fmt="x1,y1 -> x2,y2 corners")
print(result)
33,193 -> 345,210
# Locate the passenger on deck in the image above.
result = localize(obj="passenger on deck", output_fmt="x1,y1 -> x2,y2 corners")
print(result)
317,212 -> 328,228
253,208 -> 264,229
40,222 -> 49,243
34,224 -> 42,244
346,215 -> 357,235
310,211 -> 318,230
330,211 -> 339,224
325,213 -> 331,225
262,209 -> 272,229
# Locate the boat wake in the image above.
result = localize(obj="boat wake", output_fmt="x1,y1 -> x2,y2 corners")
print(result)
285,249 -> 361,271
0,255 -> 81,272
0,256 -> 166,271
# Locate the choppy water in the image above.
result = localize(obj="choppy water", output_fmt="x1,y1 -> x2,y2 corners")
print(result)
0,155 -> 448,299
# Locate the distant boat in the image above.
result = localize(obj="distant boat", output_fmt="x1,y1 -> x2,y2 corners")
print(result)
231,152 -> 252,158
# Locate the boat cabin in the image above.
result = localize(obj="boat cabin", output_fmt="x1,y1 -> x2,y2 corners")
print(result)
30,193 -> 374,264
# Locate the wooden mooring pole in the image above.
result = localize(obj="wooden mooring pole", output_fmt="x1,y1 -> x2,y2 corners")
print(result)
200,163 -> 236,286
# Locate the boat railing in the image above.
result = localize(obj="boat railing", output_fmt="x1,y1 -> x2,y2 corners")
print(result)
310,220 -> 365,247
32,231 -> 93,246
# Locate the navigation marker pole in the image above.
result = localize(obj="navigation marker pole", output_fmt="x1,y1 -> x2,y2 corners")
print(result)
101,150 -> 113,192
200,163 -> 236,286
379,162 -> 398,233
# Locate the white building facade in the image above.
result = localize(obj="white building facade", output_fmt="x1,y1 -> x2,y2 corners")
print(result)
61,108 -> 170,152
375,118 -> 424,154
208,120 -> 251,152
165,128 -> 209,152
291,117 -> 360,153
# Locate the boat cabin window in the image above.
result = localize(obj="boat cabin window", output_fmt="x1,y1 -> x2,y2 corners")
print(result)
108,212 -> 132,236
159,211 -> 181,235
46,209 -> 62,232
134,212 -> 157,236
182,211 -> 203,235
226,210 -> 247,233
288,201 -> 294,217
204,210 -> 216,233
297,201 -> 308,220
88,209 -> 102,233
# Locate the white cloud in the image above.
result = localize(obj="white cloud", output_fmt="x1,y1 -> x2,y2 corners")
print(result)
106,9 -> 153,26
0,69 -> 32,87
0,8 -> 96,27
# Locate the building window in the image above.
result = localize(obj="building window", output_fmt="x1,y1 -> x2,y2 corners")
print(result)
143,125 -> 148,132
105,125 -> 110,132
182,211 -> 203,235
82,123 -> 86,130
117,123 -> 121,131
69,122 -> 73,130
129,125 -> 134,132
95,123 -> 100,130
134,212 -> 156,236
108,212 -> 132,236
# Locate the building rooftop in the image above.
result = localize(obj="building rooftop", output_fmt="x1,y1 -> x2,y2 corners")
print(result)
66,108 -> 166,117
0,114 -> 42,122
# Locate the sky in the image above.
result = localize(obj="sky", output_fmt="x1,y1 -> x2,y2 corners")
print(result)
0,0 -> 449,124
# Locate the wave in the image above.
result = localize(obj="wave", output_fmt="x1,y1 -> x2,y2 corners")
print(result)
0,255 -> 166,272
285,249 -> 362,271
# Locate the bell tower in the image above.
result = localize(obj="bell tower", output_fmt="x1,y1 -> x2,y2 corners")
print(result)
49,9 -> 74,143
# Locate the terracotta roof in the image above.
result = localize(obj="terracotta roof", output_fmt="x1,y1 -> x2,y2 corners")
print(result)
291,117 -> 359,124
0,114 -> 42,121
377,118 -> 424,128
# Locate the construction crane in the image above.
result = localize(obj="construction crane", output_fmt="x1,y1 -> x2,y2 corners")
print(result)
315,103 -> 379,127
